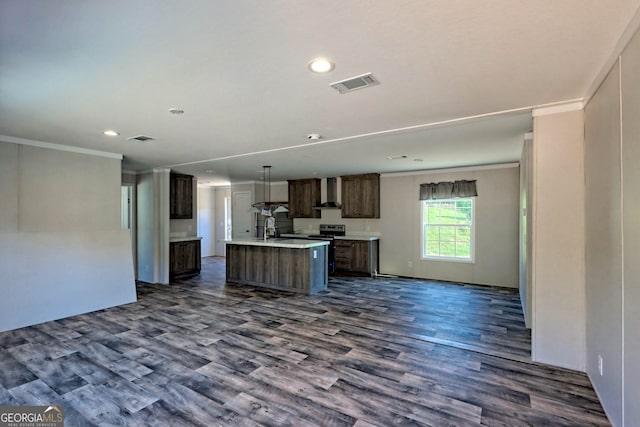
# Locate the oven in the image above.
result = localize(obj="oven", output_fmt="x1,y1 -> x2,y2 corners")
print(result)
307,224 -> 345,276
289,224 -> 345,276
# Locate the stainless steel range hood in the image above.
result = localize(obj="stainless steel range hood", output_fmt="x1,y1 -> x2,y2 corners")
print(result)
314,177 -> 342,209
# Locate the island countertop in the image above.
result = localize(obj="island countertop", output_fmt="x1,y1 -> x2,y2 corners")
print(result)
226,238 -> 329,249
226,238 -> 328,294
169,236 -> 203,243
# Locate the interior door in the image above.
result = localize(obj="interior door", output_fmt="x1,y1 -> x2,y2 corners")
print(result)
232,191 -> 252,239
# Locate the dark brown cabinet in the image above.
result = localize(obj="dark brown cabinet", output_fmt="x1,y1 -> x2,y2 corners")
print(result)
170,239 -> 201,279
341,173 -> 380,218
287,178 -> 321,218
170,173 -> 194,219
335,239 -> 379,276
226,243 -> 328,294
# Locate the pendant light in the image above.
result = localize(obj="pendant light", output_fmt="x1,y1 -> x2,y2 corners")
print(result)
248,165 -> 288,214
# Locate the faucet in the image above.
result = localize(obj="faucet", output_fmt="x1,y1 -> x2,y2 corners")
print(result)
264,216 -> 275,241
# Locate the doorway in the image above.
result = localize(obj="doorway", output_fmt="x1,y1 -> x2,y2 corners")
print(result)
225,196 -> 232,240
232,191 -> 252,239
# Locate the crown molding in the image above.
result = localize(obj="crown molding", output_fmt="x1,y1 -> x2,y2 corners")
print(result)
0,135 -> 123,159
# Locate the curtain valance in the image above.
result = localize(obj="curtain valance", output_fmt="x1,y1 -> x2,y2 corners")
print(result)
419,179 -> 477,200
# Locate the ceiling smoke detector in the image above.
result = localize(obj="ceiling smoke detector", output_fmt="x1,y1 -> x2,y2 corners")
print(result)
128,135 -> 156,142
307,133 -> 321,141
169,108 -> 184,115
329,72 -> 380,94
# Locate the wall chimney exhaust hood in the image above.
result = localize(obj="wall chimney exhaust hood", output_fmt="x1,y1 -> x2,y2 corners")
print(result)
314,177 -> 342,209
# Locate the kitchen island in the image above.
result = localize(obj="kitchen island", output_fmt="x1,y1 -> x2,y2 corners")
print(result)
226,238 -> 329,294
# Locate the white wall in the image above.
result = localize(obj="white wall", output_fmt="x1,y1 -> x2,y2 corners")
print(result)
621,27 -> 640,426
295,167 -> 520,288
531,108 -> 585,371
584,25 -> 640,427
519,136 -> 533,327
269,181 -> 288,202
198,187 -> 216,257
120,171 -> 137,277
585,62 -> 623,425
0,143 -> 20,232
215,187 -> 230,256
136,169 -> 170,284
137,172 -> 155,283
0,141 -> 136,332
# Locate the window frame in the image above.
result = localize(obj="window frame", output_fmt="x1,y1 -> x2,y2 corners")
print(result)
420,197 -> 475,263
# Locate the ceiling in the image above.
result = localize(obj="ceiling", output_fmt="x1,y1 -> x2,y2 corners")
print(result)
2,1 -> 639,185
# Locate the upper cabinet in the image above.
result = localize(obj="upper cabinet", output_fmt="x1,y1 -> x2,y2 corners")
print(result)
170,172 -> 193,219
288,178 -> 321,218
341,173 -> 380,218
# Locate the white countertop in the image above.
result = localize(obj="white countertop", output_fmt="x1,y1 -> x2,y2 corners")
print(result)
280,233 -> 380,241
226,238 -> 330,249
335,235 -> 380,241
169,236 -> 203,242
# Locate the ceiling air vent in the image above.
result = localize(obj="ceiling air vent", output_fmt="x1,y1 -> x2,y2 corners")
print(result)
127,135 -> 156,142
329,72 -> 380,94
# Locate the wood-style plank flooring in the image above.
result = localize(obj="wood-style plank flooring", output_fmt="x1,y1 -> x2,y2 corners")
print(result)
0,257 -> 610,426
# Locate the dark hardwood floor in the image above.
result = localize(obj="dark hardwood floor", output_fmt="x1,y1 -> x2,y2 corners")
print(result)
0,257 -> 610,426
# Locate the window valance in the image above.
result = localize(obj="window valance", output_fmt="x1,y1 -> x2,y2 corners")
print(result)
419,179 -> 477,200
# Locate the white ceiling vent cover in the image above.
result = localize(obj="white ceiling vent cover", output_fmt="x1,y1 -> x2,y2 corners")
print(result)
127,135 -> 156,142
329,72 -> 380,94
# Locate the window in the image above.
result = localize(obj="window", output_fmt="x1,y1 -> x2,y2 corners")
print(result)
422,198 -> 474,261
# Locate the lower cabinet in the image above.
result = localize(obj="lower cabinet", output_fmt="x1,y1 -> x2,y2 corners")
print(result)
225,243 -> 328,294
335,239 -> 379,276
170,240 -> 201,280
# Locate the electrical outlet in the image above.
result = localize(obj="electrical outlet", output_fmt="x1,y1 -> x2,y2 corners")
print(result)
408,261 -> 413,268
598,355 -> 603,376
313,250 -> 317,259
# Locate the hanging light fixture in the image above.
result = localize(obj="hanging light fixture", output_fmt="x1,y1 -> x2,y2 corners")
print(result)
263,165 -> 271,208
249,166 -> 288,214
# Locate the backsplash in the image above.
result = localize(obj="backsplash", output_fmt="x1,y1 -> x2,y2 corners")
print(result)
293,209 -> 380,234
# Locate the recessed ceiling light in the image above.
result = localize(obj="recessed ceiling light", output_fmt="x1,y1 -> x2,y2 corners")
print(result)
386,155 -> 408,160
307,58 -> 334,73
103,130 -> 119,136
205,170 -> 215,174
307,133 -> 321,141
413,158 -> 424,162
